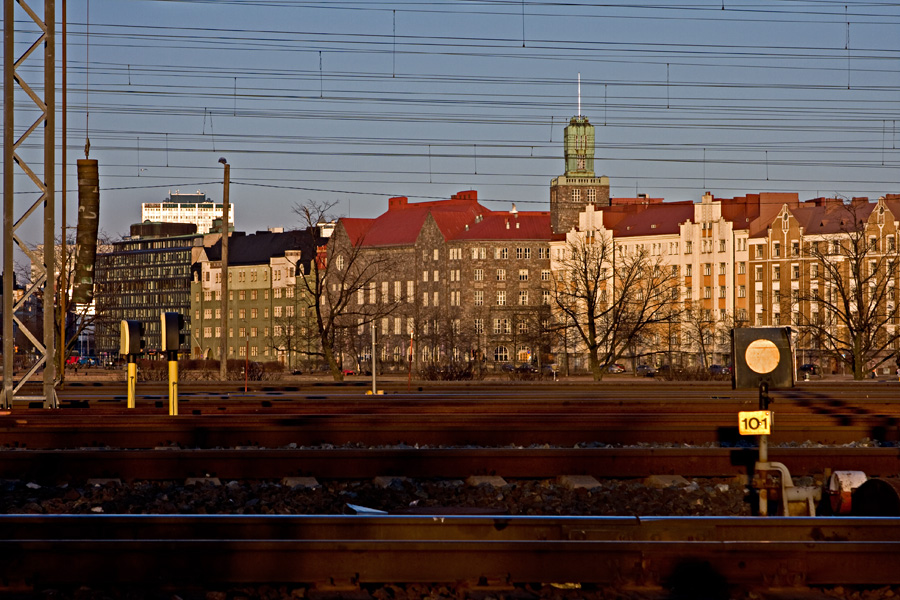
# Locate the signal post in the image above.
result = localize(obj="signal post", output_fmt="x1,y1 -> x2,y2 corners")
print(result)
120,320 -> 144,408
161,312 -> 185,416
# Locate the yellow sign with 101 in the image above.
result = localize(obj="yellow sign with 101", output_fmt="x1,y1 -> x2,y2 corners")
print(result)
738,410 -> 772,435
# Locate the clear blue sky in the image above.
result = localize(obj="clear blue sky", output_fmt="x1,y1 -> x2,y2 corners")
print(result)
9,0 -> 900,241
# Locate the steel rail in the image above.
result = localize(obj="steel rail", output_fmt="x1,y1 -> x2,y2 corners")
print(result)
0,410 -> 896,448
0,447 -> 898,481
1,515 -> 900,588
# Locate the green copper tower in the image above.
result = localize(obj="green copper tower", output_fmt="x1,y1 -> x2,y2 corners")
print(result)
564,116 -> 595,176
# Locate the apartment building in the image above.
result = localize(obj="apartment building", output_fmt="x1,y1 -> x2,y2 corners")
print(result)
190,227 -> 327,369
142,191 -> 234,234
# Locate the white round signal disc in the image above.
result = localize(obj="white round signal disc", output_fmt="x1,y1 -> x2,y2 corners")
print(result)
744,339 -> 780,374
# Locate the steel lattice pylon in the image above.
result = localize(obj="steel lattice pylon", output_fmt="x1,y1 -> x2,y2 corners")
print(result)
3,0 -> 57,408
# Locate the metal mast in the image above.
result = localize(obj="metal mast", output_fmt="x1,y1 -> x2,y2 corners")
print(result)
3,0 -> 58,408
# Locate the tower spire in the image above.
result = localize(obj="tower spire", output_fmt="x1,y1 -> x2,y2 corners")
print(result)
578,73 -> 581,116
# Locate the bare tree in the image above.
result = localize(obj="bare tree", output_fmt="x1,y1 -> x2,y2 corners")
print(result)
552,232 -> 680,380
796,200 -> 900,379
681,302 -> 718,369
293,200 -> 401,381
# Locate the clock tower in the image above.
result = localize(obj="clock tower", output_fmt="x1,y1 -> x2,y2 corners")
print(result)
550,115 -> 610,234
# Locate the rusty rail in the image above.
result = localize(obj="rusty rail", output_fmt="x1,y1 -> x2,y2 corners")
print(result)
2,515 -> 900,589
1,447 -> 899,481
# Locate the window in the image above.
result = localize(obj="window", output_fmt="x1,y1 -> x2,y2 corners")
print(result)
519,269 -> 529,281
274,288 -> 282,299
239,290 -> 246,301
496,269 -> 506,281
518,322 -> 529,335
587,188 -> 596,203
738,285 -> 746,298
704,287 -> 712,299
542,290 -> 551,304
250,308 -> 258,319
497,290 -> 506,306
719,285 -> 726,299
423,271 -> 429,283
704,264 -> 711,276
792,264 -> 800,279
474,269 -> 483,281
572,189 -> 581,202
738,262 -> 746,275
336,255 -> 344,270
792,242 -> 800,257
773,266 -> 781,280
494,346 -> 509,362
433,292 -> 439,306
719,240 -> 726,252
250,327 -> 258,337
203,327 -> 211,339
685,241 -> 693,254
518,290 -> 528,306
239,309 -> 246,320
474,318 -> 484,334
755,266 -> 763,281
474,291 -> 484,306
407,281 -> 414,302
541,269 -> 551,281
686,264 -> 693,277
423,292 -> 429,307
756,246 -> 764,259
433,249 -> 439,261
538,248 -> 549,259
773,242 -> 780,257
719,263 -> 726,275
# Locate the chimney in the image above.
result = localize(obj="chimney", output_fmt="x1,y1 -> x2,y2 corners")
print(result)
389,196 -> 409,210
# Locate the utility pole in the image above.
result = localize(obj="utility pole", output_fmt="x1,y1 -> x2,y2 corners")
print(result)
218,157 -> 230,381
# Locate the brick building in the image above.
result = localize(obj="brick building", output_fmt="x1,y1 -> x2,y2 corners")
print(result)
328,191 -> 554,372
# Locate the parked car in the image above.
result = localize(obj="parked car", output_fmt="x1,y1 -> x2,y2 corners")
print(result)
65,355 -> 80,366
798,363 -> 819,376
636,364 -> 656,377
78,356 -> 98,367
606,363 -> 626,374
341,368 -> 355,376
708,364 -> 732,376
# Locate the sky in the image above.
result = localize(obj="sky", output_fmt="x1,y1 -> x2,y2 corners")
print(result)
8,0 -> 900,244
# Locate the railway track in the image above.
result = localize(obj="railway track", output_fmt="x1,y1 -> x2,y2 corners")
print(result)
0,447 -> 897,481
2,515 -> 899,591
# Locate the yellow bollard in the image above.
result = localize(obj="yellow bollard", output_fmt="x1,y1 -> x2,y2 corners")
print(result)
168,359 -> 178,416
126,360 -> 137,409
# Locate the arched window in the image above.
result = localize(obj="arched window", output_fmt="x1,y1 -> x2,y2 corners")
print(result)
493,346 -> 509,362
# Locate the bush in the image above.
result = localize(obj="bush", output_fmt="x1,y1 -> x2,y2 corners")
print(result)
420,362 -> 483,381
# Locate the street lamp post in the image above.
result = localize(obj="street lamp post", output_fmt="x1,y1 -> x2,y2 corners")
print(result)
218,157 -> 230,381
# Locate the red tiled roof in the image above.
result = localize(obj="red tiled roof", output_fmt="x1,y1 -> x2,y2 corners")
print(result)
339,218 -> 375,246
339,191 -> 550,247
454,211 -> 551,240
601,201 -> 693,237
791,197 -> 876,235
